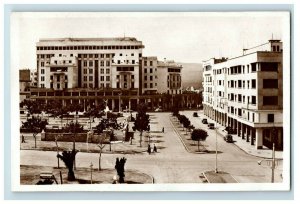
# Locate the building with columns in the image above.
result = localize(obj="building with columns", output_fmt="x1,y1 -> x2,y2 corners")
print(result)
202,40 -> 283,150
29,37 -> 189,112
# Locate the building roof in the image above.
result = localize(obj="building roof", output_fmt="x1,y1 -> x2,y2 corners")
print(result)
37,37 -> 144,46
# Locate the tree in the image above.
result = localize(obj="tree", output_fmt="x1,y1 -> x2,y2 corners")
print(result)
132,103 -> 150,147
64,121 -> 83,170
21,116 -> 48,148
57,150 -> 78,181
115,157 -> 127,183
191,129 -> 208,152
182,118 -> 191,134
21,100 -> 44,118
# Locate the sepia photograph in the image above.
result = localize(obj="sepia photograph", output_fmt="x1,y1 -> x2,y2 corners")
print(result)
10,11 -> 290,191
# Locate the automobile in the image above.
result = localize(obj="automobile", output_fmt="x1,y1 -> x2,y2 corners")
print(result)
223,134 -> 233,143
202,118 -> 208,124
155,107 -> 163,112
208,123 -> 215,129
193,112 -> 198,117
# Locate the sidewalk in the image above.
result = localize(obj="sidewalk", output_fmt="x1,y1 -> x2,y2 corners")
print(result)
216,126 -> 283,159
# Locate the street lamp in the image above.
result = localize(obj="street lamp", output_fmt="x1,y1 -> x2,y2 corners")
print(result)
118,93 -> 122,113
211,111 -> 218,173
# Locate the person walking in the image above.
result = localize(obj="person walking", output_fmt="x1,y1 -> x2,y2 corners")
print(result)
153,144 -> 157,153
147,144 -> 151,155
162,127 -> 164,133
21,135 -> 26,143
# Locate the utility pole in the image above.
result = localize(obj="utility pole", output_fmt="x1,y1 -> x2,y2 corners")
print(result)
215,120 -> 218,173
271,143 -> 275,183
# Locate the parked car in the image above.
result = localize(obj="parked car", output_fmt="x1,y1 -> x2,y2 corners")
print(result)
208,123 -> 215,129
202,118 -> 208,124
193,112 -> 198,117
223,134 -> 233,143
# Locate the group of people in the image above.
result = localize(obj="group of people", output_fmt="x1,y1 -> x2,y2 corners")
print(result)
147,144 -> 157,154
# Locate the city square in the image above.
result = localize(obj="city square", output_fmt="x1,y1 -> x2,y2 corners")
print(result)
12,12 -> 288,189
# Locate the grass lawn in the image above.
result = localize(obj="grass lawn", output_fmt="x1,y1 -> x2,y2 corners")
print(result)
20,165 -> 153,185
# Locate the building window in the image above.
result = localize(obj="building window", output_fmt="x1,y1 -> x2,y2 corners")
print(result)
89,61 -> 93,67
65,82 -> 68,88
84,83 -> 87,88
260,62 -> 278,72
101,69 -> 104,74
106,54 -> 110,58
132,60 -> 135,64
41,76 -> 45,81
150,68 -> 153,73
89,83 -> 93,88
84,69 -> 87,74
251,63 -> 256,72
89,76 -> 93,81
150,61 -> 153,66
251,96 -> 256,105
106,61 -> 110,66
100,54 -> 104,58
150,83 -> 153,88
144,61 -> 147,66
89,54 -> 93,58
106,83 -> 110,88
65,75 -> 68,80
144,76 -> 147,81
150,76 -> 153,81
144,68 -> 147,73
41,62 -> 44,67
57,84 -> 60,89
119,53 -> 123,56
100,76 -> 104,81
106,76 -> 110,81
84,76 -> 87,81
40,84 -> 45,88
89,69 -> 93,74
268,114 -> 274,123
100,61 -> 104,67
263,79 -> 278,89
251,79 -> 256,89
144,83 -> 147,88
83,61 -> 87,67
117,82 -> 120,88
131,82 -> 134,88
263,96 -> 278,106
117,60 -> 121,64
106,69 -> 110,74
50,83 -> 53,88
41,69 -> 45,74
50,76 -> 53,80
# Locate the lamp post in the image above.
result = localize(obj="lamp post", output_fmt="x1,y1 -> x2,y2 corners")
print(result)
118,93 -> 122,113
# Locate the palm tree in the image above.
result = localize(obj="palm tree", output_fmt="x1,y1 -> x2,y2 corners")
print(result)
57,150 -> 78,181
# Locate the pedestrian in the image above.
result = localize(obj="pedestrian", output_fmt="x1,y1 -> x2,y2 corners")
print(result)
153,144 -> 157,153
147,144 -> 151,155
162,127 -> 164,133
21,135 -> 26,143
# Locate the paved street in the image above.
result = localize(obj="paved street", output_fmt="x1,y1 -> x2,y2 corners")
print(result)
20,111 -> 283,183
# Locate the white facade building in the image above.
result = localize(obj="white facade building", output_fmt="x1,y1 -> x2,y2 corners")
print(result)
203,40 -> 283,150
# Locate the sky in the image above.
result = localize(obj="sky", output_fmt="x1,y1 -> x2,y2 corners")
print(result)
11,12 -> 288,69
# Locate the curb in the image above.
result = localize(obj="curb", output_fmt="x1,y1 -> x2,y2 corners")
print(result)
169,116 -> 192,153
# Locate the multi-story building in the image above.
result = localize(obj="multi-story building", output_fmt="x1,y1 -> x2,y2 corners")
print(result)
29,37 -> 189,111
202,40 -> 283,150
30,69 -> 38,87
19,69 -> 31,103
142,56 -> 158,95
157,59 -> 182,95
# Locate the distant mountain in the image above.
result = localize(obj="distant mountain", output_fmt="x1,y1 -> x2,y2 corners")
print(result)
179,62 -> 203,89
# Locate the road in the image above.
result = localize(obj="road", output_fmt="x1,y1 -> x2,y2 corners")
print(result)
20,111 -> 283,183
